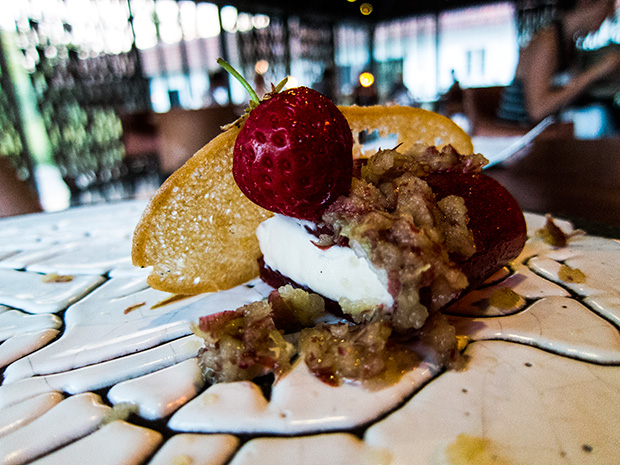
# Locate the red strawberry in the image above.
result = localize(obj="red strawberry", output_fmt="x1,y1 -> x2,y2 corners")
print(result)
424,172 -> 527,289
233,86 -> 353,221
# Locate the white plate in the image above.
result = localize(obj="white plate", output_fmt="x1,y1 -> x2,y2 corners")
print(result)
0,202 -> 619,465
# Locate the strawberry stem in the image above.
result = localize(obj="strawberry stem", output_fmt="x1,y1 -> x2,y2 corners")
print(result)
274,77 -> 288,93
217,58 -> 260,106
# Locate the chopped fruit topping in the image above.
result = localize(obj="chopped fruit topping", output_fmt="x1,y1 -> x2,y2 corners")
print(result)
193,301 -> 295,384
321,146 -> 482,332
41,273 -> 74,283
299,320 -> 419,388
269,284 -> 325,333
558,264 -> 586,283
489,287 -> 523,310
537,214 -> 569,247
535,214 -> 583,248
193,289 -> 461,389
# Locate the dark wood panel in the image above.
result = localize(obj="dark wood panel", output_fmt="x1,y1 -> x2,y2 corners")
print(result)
485,137 -> 620,236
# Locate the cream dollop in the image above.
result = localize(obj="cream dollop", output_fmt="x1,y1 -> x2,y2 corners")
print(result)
256,215 -> 393,311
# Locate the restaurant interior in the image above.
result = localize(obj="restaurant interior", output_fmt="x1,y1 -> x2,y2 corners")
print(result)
2,4 -> 620,463
1,0 -> 620,235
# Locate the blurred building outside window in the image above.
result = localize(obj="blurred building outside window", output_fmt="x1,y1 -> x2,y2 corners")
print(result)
4,0 -> 619,110
7,0 -> 612,111
337,3 -> 519,105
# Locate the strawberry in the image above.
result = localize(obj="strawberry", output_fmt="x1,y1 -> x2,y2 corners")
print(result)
424,172 -> 527,289
219,60 -> 353,221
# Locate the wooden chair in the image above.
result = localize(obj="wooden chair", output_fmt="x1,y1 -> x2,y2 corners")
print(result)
0,156 -> 42,218
154,105 -> 242,178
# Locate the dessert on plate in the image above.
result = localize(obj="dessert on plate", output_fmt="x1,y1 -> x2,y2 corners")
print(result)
2,64 -> 620,465
132,62 -> 526,385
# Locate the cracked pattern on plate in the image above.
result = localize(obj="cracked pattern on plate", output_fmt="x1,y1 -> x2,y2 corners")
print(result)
0,203 -> 619,464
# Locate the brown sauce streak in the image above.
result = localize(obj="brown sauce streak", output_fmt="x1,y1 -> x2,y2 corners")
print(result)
151,294 -> 196,309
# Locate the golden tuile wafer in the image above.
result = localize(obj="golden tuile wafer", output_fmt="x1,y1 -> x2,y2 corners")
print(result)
339,105 -> 473,158
132,125 -> 272,294
132,105 -> 473,295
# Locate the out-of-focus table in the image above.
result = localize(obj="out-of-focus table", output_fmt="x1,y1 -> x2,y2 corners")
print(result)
485,136 -> 620,237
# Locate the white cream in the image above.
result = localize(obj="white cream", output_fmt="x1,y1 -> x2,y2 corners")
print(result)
256,215 -> 394,309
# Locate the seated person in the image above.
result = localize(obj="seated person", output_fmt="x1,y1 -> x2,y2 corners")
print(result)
498,0 -> 620,126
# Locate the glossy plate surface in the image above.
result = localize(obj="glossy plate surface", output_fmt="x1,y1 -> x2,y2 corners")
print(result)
0,200 -> 619,464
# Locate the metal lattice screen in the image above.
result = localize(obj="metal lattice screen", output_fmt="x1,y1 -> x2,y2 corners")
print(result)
5,1 -> 151,205
21,24 -> 150,203
236,16 -> 336,97
34,47 -> 150,200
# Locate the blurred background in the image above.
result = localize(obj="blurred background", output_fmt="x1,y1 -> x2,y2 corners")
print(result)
1,0 -> 619,216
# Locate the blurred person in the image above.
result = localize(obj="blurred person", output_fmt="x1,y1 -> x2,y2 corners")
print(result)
438,70 -> 465,116
387,73 -> 415,106
437,70 -> 471,133
254,72 -> 268,98
313,67 -> 337,102
205,69 -> 230,106
498,0 -> 620,127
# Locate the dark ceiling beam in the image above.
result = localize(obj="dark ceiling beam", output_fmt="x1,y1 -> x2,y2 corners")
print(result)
193,0 -> 516,23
